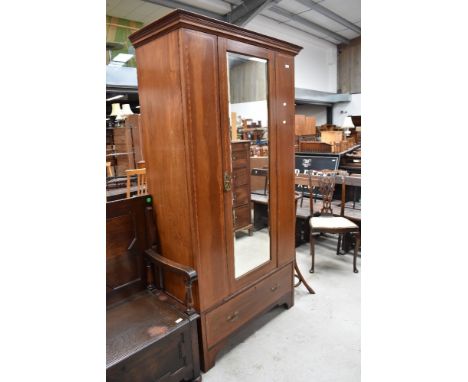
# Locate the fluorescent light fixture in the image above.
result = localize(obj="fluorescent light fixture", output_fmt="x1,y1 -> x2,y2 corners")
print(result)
112,53 -> 133,63
106,95 -> 124,101
108,61 -> 125,68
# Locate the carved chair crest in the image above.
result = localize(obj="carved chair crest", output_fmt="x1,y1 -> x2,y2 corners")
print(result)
309,170 -> 347,216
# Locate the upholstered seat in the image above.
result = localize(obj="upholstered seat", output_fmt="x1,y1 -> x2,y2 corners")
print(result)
310,216 -> 358,230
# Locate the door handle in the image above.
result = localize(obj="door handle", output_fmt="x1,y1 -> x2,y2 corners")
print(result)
224,172 -> 232,192
227,311 -> 239,322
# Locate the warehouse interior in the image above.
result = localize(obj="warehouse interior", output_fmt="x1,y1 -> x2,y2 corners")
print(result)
2,1 -> 468,381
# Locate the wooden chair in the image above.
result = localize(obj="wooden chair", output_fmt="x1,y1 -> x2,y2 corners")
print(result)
106,161 -> 113,177
308,171 -> 360,273
125,168 -> 147,198
106,195 -> 202,381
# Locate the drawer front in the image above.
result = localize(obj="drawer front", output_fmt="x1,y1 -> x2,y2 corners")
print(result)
107,327 -> 190,382
233,185 -> 249,208
232,142 -> 250,153
205,265 -> 292,348
231,148 -> 249,169
232,168 -> 248,187
233,204 -> 251,230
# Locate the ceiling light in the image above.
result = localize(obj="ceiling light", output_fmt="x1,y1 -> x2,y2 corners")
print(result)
108,61 -> 125,68
112,53 -> 133,63
106,95 -> 124,101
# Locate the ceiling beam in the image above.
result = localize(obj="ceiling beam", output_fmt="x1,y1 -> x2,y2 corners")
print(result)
259,14 -> 336,44
269,6 -> 350,44
143,0 -> 225,20
227,0 -> 279,26
222,0 -> 244,6
294,0 -> 361,34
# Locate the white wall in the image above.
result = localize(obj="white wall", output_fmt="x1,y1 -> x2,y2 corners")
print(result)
245,16 -> 337,93
295,104 -> 327,125
230,100 -> 268,127
332,93 -> 361,126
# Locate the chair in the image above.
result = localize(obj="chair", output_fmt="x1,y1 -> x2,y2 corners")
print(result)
125,168 -> 147,198
106,161 -> 113,177
308,171 -> 360,273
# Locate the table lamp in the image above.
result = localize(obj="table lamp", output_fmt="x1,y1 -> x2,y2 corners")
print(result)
121,104 -> 134,116
342,116 -> 354,137
110,103 -> 125,126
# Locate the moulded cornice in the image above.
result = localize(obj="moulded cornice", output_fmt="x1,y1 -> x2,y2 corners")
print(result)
129,9 -> 302,56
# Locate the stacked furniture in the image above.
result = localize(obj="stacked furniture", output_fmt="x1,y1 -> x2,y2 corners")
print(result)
231,141 -> 253,235
130,10 -> 301,371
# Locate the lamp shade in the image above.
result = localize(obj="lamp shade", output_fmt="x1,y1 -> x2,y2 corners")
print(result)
121,104 -> 134,116
110,103 -> 122,117
342,116 -> 354,128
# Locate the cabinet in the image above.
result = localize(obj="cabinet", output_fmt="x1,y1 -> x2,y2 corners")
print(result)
231,141 -> 252,234
106,118 -> 143,177
130,10 -> 301,372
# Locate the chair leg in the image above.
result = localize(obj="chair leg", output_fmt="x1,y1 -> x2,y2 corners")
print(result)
336,234 -> 342,255
309,231 -> 315,273
353,232 -> 360,273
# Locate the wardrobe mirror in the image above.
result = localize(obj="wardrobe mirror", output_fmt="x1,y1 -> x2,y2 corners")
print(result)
227,52 -> 270,279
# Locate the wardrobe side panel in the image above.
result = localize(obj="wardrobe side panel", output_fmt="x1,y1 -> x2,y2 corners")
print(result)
135,31 -> 196,304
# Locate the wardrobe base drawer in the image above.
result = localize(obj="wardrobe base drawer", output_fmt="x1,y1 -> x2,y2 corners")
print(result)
205,265 -> 292,348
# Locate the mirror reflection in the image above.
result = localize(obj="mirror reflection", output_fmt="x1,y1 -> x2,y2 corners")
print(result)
227,52 -> 270,279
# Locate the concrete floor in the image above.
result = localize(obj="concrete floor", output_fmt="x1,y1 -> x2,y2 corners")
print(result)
202,234 -> 361,382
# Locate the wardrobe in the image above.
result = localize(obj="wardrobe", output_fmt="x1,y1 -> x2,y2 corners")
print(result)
130,10 -> 302,371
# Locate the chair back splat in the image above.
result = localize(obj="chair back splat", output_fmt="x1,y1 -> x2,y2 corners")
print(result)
125,168 -> 147,198
308,170 -> 347,216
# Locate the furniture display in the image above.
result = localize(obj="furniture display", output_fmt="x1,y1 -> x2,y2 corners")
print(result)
106,195 -> 201,382
320,130 -> 344,145
305,171 -> 361,273
299,141 -> 332,153
231,141 -> 253,235
295,114 -> 316,137
106,114 -> 143,178
130,10 -> 301,371
339,147 -> 361,174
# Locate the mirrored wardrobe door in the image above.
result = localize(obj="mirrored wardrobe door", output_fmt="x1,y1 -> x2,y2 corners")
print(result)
226,51 -> 271,280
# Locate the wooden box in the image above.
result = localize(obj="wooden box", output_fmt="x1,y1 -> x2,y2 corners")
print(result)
321,130 -> 344,145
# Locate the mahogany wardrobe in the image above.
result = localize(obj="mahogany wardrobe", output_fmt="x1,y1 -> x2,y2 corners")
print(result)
130,10 -> 302,371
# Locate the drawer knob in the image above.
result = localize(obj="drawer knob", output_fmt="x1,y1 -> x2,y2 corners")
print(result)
227,311 -> 239,322
270,284 -> 279,292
